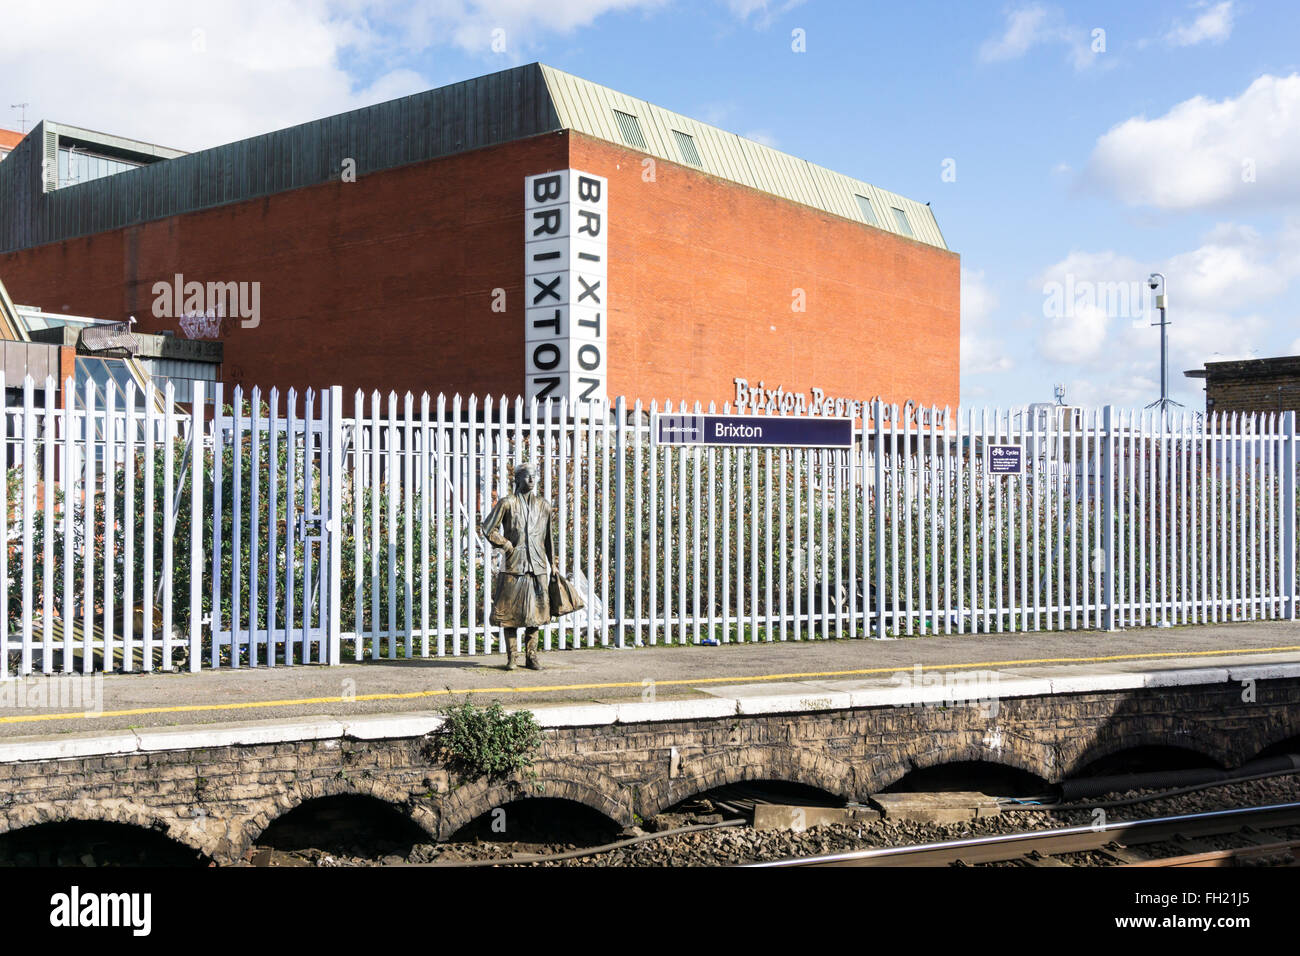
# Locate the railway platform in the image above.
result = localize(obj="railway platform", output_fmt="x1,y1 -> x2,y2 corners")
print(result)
1,619 -> 1297,740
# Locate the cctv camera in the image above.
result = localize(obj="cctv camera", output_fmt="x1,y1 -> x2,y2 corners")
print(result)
1147,276 -> 1160,290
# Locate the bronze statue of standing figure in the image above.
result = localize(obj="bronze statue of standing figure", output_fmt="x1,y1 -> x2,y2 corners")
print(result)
481,464 -> 554,670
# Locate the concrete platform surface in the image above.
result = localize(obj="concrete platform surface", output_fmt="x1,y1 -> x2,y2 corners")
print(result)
0,620 -> 1297,743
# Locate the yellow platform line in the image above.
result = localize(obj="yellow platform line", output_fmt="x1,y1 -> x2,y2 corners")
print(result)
3,644 -> 1299,727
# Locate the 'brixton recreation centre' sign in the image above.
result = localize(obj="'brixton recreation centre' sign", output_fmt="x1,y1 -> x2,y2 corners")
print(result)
656,413 -> 854,449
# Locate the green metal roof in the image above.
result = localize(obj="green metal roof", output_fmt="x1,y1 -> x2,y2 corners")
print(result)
540,65 -> 947,249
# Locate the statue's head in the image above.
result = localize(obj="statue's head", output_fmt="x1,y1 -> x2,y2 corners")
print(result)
513,464 -> 535,494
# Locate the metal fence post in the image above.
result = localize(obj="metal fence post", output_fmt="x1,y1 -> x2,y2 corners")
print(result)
1284,410 -> 1297,621
614,395 -> 626,647
873,400 -> 887,639
189,381 -> 205,671
327,385 -> 344,664
1102,405 -> 1116,631
0,370 -> 6,679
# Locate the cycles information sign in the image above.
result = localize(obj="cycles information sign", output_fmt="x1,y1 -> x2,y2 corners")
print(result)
988,444 -> 1023,475
656,413 -> 853,448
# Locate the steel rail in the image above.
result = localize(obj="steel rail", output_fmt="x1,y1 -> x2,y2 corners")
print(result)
746,801 -> 1300,868
1120,839 -> 1300,868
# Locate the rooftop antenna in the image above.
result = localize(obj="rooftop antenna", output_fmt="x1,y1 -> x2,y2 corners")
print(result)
1053,383 -> 1066,406
10,103 -> 29,134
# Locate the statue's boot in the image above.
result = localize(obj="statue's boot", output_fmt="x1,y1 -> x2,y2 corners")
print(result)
525,630 -> 542,670
504,633 -> 518,671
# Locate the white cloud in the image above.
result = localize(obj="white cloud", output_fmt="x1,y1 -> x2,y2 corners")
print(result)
0,0 -> 671,150
1035,248 -> 1148,348
699,102 -> 737,127
1048,304 -> 1268,406
1038,302 -> 1111,364
1061,375 -> 1157,410
1165,1 -> 1235,47
1155,307 -> 1266,368
1029,224 -> 1300,404
979,5 -> 1053,61
1165,223 -> 1300,309
978,4 -> 1099,71
2,1 -> 383,148
1083,73 -> 1300,211
961,268 -> 1013,375
398,0 -> 672,54
726,0 -> 806,27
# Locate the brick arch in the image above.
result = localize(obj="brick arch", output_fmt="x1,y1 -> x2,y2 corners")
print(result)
861,731 -> 1057,793
0,799 -> 212,861
641,745 -> 859,817
1063,729 -> 1229,778
1243,726 -> 1300,763
237,775 -> 440,860
436,761 -> 634,839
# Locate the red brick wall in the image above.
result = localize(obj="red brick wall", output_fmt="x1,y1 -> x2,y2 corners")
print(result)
568,132 -> 960,412
59,346 -> 75,409
0,133 -> 571,411
0,129 -> 959,413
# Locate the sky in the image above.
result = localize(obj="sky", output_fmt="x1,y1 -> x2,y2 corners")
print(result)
3,0 -> 1299,410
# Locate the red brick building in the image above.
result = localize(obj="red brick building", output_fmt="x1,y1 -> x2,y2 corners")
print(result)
0,65 -> 959,415
0,128 -> 22,164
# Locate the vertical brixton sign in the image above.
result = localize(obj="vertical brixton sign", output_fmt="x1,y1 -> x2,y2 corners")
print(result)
524,169 -> 608,404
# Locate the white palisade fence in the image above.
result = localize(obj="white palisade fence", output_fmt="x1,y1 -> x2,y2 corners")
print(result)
2,378 -> 1297,676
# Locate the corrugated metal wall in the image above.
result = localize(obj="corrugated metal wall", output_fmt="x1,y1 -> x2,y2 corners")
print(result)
0,65 -> 560,255
0,124 -> 44,254
0,63 -> 948,255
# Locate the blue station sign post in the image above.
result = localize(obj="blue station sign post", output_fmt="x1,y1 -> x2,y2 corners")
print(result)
654,412 -> 854,449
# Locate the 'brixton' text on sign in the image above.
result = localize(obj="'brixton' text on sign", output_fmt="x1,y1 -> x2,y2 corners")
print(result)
656,413 -> 853,448
524,169 -> 608,404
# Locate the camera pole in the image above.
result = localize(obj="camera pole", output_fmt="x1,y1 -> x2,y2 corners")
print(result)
1144,273 -> 1181,416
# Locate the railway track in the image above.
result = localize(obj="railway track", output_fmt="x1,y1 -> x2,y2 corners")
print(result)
747,801 -> 1300,867
1123,840 -> 1300,867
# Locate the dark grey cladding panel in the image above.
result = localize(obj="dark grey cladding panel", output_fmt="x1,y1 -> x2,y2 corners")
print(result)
0,63 -> 561,255
0,126 -> 43,253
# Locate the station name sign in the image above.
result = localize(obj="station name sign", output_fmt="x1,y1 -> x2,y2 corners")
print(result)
524,169 -> 608,405
656,413 -> 854,449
